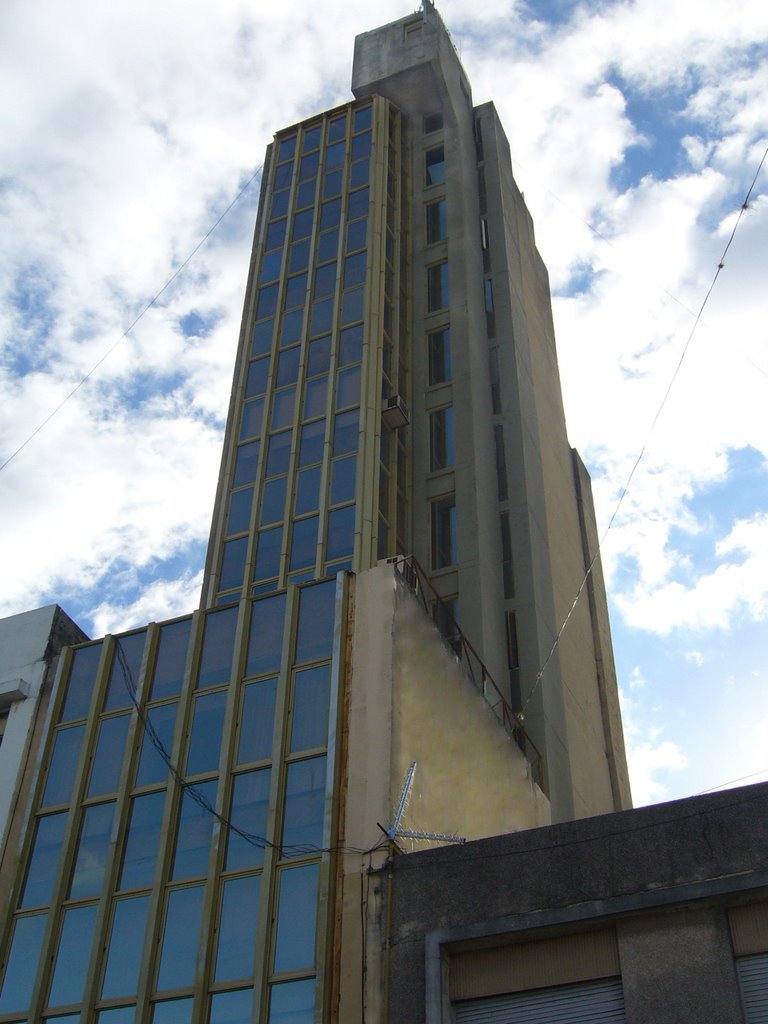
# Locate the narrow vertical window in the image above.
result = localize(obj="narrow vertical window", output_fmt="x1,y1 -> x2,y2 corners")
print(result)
427,262 -> 449,312
493,424 -> 508,502
426,199 -> 447,244
489,347 -> 501,415
500,512 -> 515,600
429,407 -> 454,471
484,278 -> 495,336
428,327 -> 451,385
431,496 -> 457,569
425,146 -> 445,185
506,610 -> 521,710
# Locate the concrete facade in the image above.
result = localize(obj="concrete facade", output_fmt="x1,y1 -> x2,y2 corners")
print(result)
385,781 -> 768,1023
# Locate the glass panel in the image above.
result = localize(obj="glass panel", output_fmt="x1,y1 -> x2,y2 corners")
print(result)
215,875 -> 261,982
171,779 -> 217,880
152,998 -> 194,1023
20,812 -> 67,907
136,701 -> 177,787
219,537 -> 247,592
330,456 -> 356,506
427,261 -> 449,311
246,357 -> 270,398
350,157 -> 369,189
247,593 -> 287,677
298,420 -> 325,467
313,262 -> 336,298
226,769 -> 271,871
298,151 -> 318,181
431,495 -> 457,568
288,239 -> 310,274
98,1007 -> 136,1023
239,397 -> 264,440
319,198 -> 340,231
290,517 -> 318,571
156,886 -> 204,991
186,690 -> 227,776
291,665 -> 331,753
347,187 -> 368,221
332,408 -> 358,456
101,895 -> 149,998
274,163 -> 293,190
151,619 -> 192,700
426,198 -> 447,243
295,466 -> 321,516
256,284 -> 279,320
282,757 -> 326,855
69,801 -> 115,900
280,310 -> 303,351
426,145 -> 445,185
328,114 -> 346,141
351,130 -> 371,160
343,252 -> 366,289
278,135 -> 296,162
310,294 -> 333,334
197,607 -> 238,690
326,505 -> 355,562
338,324 -> 363,365
429,406 -> 454,471
261,248 -> 283,281
291,209 -> 313,241
30,721 -> 71,801
210,988 -> 254,1024
269,978 -> 315,1024
265,219 -> 286,252
261,476 -> 288,525
303,375 -> 328,420
283,274 -> 307,311
324,141 -> 345,170
48,903 -> 98,1007
271,388 -> 296,430
428,327 -> 451,385
341,286 -> 364,325
120,790 -> 166,890
295,580 -> 336,664
232,440 -> 261,488
251,319 -> 274,356
345,218 -> 367,253
0,913 -> 47,1014
295,178 -> 315,209
266,430 -> 292,478
61,643 -> 102,722
238,677 -> 277,764
254,526 -> 283,582
323,168 -> 342,198
105,632 -> 145,711
273,864 -> 319,972
353,105 -> 371,132
336,365 -> 360,409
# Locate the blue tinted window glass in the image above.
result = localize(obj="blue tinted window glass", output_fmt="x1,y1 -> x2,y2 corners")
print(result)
291,664 -> 331,752
239,677 -> 277,764
61,643 -> 102,722
215,875 -> 261,981
276,346 -> 301,387
0,913 -> 47,1015
295,178 -> 316,209
428,261 -> 449,311
283,273 -> 307,311
246,593 -> 287,677
314,262 -> 337,298
289,238 -> 310,274
324,140 -> 345,169
299,420 -> 325,467
226,768 -> 271,871
70,801 -> 115,899
302,125 -> 321,152
260,249 -> 283,282
350,158 -> 369,189
269,978 -> 315,1024
277,135 -> 296,163
274,163 -> 293,189
88,713 -> 130,796
106,631 -> 146,711
228,487 -> 253,536
261,475 -> 288,525
240,397 -> 264,440
246,357 -> 270,397
320,198 -> 341,231
426,146 -> 445,185
307,335 -> 331,377
339,324 -> 363,365
233,440 -> 260,488
341,287 -> 364,325
49,903 -> 98,1007
42,725 -> 84,807
323,168 -> 342,198
197,607 -> 238,689
220,537 -> 247,592
256,283 -> 279,320
351,130 -> 371,160
336,365 -> 360,409
331,456 -> 356,506
310,295 -> 333,336
265,218 -> 286,251
316,229 -> 338,264
186,691 -> 227,776
211,988 -> 255,1024
299,151 -> 318,181
295,466 -> 322,516
327,506 -> 356,562
271,388 -> 295,431
273,864 -> 319,971
266,430 -> 292,478
296,579 -> 336,663
102,895 -> 149,999
333,408 -> 358,456
292,208 -> 313,241
157,885 -> 204,990
290,517 -> 318,572
120,790 -> 166,890
353,105 -> 371,132
98,1007 -> 136,1023
136,701 -> 176,787
303,375 -> 327,420
251,319 -> 274,357
152,998 -> 195,1023
20,812 -> 67,908
347,187 -> 368,220
282,757 -> 326,855
254,526 -> 283,582
346,218 -> 367,252
171,779 -> 217,880
280,308 -> 304,347
269,189 -> 289,220
344,252 -> 366,289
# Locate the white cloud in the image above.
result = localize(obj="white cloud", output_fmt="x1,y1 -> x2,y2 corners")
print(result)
620,687 -> 688,805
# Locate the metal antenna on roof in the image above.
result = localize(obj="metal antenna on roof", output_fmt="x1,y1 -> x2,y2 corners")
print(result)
386,762 -> 466,846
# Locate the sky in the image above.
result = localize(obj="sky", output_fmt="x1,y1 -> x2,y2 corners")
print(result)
1,0 -> 766,808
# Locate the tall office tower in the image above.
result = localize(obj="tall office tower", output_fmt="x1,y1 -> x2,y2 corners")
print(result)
0,7 -> 629,1024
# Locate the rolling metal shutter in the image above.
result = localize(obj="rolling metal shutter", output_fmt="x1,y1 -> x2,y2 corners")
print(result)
454,976 -> 626,1024
737,953 -> 768,1024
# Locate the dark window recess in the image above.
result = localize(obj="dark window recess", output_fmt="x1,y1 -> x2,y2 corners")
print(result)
494,424 -> 508,502
500,511 -> 515,600
505,610 -> 521,711
489,347 -> 501,415
424,112 -> 444,135
431,495 -> 457,569
484,277 -> 495,336
474,117 -> 484,162
425,146 -> 445,185
428,262 -> 449,312
428,327 -> 451,385
426,199 -> 447,244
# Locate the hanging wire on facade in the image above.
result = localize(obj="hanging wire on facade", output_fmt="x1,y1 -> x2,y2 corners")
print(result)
521,142 -> 768,718
0,163 -> 265,477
